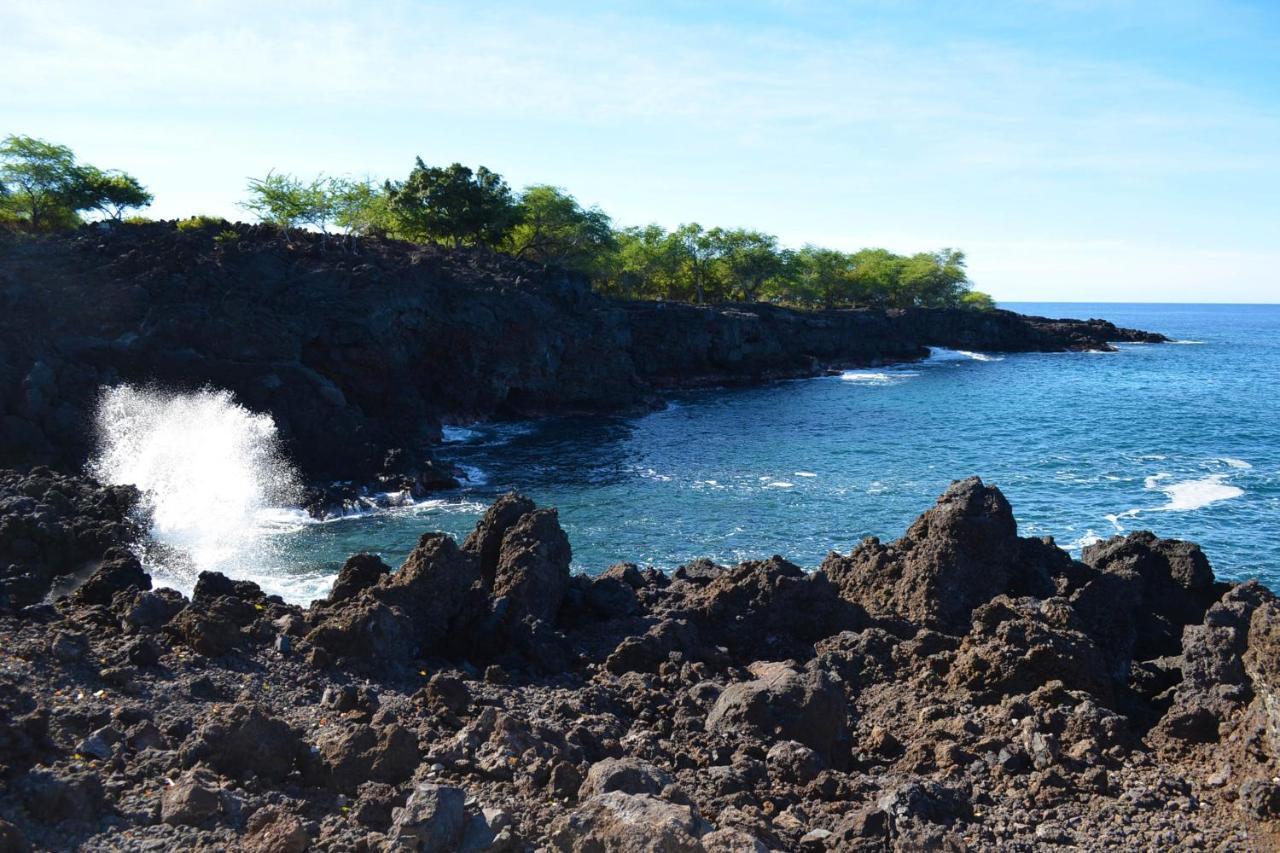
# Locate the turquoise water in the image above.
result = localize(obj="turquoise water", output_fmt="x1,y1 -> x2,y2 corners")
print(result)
266,303 -> 1279,601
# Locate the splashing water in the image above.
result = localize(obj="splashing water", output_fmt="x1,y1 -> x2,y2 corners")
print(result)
89,384 -> 319,598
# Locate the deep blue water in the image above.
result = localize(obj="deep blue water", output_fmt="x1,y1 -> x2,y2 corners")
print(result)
264,303 -> 1279,602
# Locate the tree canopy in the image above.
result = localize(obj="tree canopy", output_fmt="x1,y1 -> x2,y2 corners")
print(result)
0,135 -> 152,230
385,159 -> 519,248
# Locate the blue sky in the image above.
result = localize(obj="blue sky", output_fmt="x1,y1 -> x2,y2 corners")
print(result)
6,0 -> 1278,301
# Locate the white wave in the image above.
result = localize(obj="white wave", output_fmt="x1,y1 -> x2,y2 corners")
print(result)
1143,472 -> 1171,489
441,425 -> 478,443
90,384 -> 303,599
1151,474 -> 1244,512
458,464 -> 489,485
766,481 -> 794,489
840,370 -> 918,384
1063,529 -> 1104,552
926,347 -> 1004,363
1104,509 -> 1141,532
1220,457 -> 1253,470
794,471 -> 818,478
1169,340 -> 1206,345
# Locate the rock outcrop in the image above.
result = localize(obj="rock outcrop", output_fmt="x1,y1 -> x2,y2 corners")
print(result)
0,224 -> 1164,485
4,474 -> 1276,851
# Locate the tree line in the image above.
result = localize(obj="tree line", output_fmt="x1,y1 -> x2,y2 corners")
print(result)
2,135 -> 995,311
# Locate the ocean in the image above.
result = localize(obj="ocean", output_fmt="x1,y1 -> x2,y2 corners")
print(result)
130,303 -> 1280,603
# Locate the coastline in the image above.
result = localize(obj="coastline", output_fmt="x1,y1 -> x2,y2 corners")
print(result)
0,223 -> 1164,494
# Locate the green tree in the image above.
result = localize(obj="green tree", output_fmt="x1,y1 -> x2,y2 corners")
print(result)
82,168 -> 153,221
960,289 -> 996,311
0,135 -> 150,231
712,228 -> 786,302
385,159 -> 519,248
607,224 -> 685,299
330,177 -> 394,237
241,171 -> 336,232
508,185 -> 616,274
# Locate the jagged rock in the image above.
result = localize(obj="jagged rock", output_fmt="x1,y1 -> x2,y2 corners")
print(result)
70,547 -> 150,606
463,493 -> 536,588
161,768 -> 222,826
605,619 -> 711,676
325,553 -> 390,604
18,768 -> 104,822
1082,532 -> 1222,660
683,556 -> 864,660
766,740 -> 822,785
549,792 -> 710,852
382,532 -> 481,651
490,508 -> 572,625
705,661 -> 850,769
389,783 -> 466,852
305,596 -> 416,664
168,601 -> 245,656
823,477 -> 1021,632
119,588 -> 185,631
1244,599 -> 1280,759
424,673 -> 469,715
947,596 -> 1115,703
182,703 -> 303,781
313,721 -> 420,793
701,828 -> 769,852
242,805 -> 309,853
579,758 -> 675,799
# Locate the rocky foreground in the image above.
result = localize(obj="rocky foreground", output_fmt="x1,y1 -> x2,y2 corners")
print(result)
0,223 -> 1164,487
2,470 -> 1279,851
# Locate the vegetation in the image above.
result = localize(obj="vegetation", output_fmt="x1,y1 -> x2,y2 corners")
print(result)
0,135 -> 151,230
3,134 -> 996,310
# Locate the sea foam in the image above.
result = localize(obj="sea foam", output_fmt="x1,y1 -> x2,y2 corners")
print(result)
90,384 -> 306,599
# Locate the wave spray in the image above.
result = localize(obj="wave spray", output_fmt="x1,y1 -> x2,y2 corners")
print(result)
89,384 -> 324,600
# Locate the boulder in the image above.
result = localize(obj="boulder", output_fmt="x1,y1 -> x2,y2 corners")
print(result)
549,792 -> 710,852
70,547 -> 150,606
579,758 -> 674,799
182,703 -> 303,781
160,768 -> 222,826
388,783 -> 466,852
705,661 -> 851,768
243,805 -> 309,853
313,721 -> 420,793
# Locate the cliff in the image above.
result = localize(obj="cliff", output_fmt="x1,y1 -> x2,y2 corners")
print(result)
0,223 -> 1163,483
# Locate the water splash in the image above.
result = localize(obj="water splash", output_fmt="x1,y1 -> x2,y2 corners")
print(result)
89,384 -> 317,598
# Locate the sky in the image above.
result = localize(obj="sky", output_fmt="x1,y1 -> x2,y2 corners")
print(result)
5,0 -> 1279,302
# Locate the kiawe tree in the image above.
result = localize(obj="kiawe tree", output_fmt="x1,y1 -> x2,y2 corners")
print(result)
385,158 -> 520,248
509,184 -> 616,274
241,171 -> 336,232
0,135 -> 151,230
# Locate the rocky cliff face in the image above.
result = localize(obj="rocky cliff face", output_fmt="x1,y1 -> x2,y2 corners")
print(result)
0,224 -> 1163,483
0,474 -> 1276,850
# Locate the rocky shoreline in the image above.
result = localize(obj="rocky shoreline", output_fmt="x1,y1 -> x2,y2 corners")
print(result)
2,468 -> 1277,851
0,223 -> 1164,493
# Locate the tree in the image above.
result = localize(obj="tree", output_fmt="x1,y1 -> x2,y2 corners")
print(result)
960,290 -> 996,311
508,185 -> 616,274
673,223 -> 724,304
385,158 -> 519,248
241,171 -> 335,232
330,177 -> 394,237
712,228 -> 786,302
82,168 -> 153,221
0,135 -> 112,231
